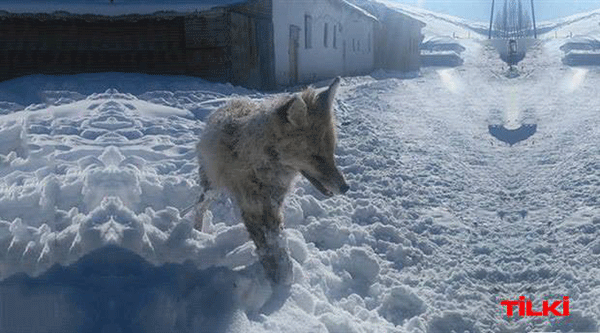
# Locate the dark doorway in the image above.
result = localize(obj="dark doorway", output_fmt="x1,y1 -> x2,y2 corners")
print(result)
289,25 -> 300,85
342,40 -> 347,75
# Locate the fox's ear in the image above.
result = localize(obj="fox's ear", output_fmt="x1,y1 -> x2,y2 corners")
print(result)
317,76 -> 341,109
277,94 -> 307,127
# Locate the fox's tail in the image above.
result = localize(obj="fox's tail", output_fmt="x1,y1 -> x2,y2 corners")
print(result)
181,163 -> 218,231
193,189 -> 219,231
180,188 -> 219,229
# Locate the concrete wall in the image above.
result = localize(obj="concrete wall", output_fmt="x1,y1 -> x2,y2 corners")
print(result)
272,0 -> 374,86
375,11 -> 424,72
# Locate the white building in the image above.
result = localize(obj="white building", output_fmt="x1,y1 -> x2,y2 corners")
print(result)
0,0 -> 423,89
353,0 -> 426,72
272,0 -> 378,86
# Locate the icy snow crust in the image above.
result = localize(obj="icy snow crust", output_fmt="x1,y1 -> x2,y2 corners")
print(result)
1,7 -> 600,333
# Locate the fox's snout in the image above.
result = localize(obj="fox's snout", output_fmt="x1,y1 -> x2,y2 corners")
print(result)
339,181 -> 350,194
301,166 -> 349,197
331,167 -> 350,195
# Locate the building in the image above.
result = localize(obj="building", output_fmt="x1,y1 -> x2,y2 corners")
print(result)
272,0 -> 377,86
0,0 -> 276,89
374,9 -> 425,72
351,0 -> 425,72
0,0 -> 423,89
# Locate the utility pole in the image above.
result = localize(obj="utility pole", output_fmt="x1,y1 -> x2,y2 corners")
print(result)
489,0 -> 495,39
530,0 -> 537,38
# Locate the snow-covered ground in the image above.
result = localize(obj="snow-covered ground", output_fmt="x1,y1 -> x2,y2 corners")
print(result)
1,2 -> 600,333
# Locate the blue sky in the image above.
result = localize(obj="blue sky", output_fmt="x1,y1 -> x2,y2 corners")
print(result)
388,0 -> 600,22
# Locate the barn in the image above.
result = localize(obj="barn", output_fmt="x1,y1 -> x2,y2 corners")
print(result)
0,0 -> 423,89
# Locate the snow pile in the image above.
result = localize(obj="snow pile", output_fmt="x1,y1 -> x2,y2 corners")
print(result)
421,37 -> 467,54
419,37 -> 466,67
559,36 -> 600,66
560,36 -> 600,53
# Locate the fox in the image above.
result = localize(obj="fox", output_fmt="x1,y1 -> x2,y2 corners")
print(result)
195,77 -> 349,284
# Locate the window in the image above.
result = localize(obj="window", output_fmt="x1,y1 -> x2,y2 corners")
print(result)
357,40 -> 360,51
367,33 -> 371,53
324,23 -> 328,48
333,24 -> 337,49
305,15 -> 312,49
352,38 -> 355,52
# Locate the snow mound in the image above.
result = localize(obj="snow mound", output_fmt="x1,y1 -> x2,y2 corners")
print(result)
560,36 -> 600,53
0,88 -> 255,279
421,37 -> 466,54
563,51 -> 600,66
559,37 -> 600,66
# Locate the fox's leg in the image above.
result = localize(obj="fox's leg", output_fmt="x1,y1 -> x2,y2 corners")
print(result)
194,190 -> 219,231
239,187 -> 292,284
193,165 -> 216,231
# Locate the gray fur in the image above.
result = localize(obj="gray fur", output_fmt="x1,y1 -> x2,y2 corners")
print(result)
196,77 -> 348,283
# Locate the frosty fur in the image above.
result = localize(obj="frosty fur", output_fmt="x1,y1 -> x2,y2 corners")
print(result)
196,77 -> 349,283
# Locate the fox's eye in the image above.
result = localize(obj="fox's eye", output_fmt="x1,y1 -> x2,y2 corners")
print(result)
312,155 -> 326,165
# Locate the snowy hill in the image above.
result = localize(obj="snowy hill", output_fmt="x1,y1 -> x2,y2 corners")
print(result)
538,9 -> 600,38
1,3 -> 600,333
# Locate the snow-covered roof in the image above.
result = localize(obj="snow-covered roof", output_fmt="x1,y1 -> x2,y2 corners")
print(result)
336,0 -> 378,22
345,0 -> 424,27
0,0 -> 247,16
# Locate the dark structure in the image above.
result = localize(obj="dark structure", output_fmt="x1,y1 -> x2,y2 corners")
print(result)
488,124 -> 537,146
488,0 -> 537,39
0,245 -> 241,332
0,0 -> 275,89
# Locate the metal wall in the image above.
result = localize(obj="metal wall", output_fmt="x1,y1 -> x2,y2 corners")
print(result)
184,9 -> 232,82
0,0 -> 275,90
0,14 -> 189,80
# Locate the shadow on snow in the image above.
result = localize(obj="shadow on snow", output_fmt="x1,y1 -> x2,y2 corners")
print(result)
0,245 -> 283,333
488,124 -> 537,146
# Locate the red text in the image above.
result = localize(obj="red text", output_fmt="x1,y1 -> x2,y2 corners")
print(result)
500,296 -> 569,317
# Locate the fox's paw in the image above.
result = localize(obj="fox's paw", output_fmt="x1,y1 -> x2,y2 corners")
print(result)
259,246 -> 293,286
193,211 -> 203,231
